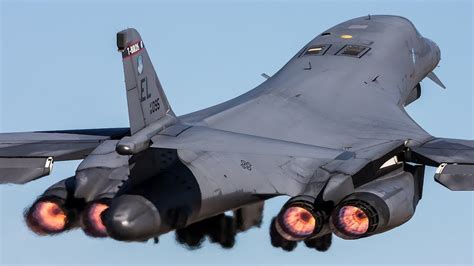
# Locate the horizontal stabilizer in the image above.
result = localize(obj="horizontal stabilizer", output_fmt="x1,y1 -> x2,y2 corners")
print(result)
435,163 -> 474,191
150,126 -> 353,160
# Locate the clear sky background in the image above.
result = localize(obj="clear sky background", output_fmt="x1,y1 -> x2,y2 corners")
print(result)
0,0 -> 473,265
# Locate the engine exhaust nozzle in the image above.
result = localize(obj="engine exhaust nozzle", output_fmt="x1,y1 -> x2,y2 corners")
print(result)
82,200 -> 110,238
275,196 -> 324,241
330,198 -> 380,239
25,197 -> 74,235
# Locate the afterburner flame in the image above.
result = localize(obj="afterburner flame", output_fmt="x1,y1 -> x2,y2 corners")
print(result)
336,205 -> 369,235
84,202 -> 109,237
281,206 -> 316,237
31,201 -> 67,233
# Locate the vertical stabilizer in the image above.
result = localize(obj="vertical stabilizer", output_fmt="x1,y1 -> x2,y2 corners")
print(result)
117,28 -> 174,135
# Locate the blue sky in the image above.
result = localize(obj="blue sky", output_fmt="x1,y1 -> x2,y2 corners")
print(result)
1,0 -> 473,265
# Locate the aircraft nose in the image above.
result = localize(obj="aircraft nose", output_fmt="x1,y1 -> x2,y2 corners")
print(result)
103,195 -> 161,241
424,38 -> 441,64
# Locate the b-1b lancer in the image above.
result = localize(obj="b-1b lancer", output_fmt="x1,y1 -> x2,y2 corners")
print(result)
1,15 -> 473,251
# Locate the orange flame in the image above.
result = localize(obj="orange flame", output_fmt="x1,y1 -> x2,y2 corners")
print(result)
282,206 -> 316,237
336,205 -> 369,235
84,203 -> 109,237
31,201 -> 67,233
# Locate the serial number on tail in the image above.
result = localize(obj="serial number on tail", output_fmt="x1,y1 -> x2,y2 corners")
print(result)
150,98 -> 161,114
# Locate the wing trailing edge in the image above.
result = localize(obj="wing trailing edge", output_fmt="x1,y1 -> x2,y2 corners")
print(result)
0,157 -> 53,184
409,137 -> 474,191
434,163 -> 474,191
0,128 -> 130,184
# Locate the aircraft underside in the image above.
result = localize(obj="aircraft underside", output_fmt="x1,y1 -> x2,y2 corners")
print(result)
1,15 -> 473,252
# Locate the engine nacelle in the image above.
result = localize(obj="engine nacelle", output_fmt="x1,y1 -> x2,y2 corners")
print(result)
330,166 -> 423,239
102,148 -> 200,242
74,140 -> 130,202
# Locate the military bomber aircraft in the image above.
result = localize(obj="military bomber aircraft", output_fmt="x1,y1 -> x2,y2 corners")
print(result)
1,15 -> 473,251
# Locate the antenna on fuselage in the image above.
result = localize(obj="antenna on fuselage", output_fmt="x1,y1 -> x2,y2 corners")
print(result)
427,72 -> 446,89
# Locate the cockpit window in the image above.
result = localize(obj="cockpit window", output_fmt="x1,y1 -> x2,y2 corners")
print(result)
337,45 -> 370,58
301,44 -> 331,56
